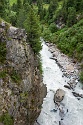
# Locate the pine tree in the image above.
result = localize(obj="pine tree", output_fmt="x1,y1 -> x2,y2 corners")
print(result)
24,6 -> 42,54
80,0 -> 83,11
47,0 -> 58,23
67,7 -> 76,27
0,0 -> 6,17
37,0 -> 44,20
17,0 -> 22,12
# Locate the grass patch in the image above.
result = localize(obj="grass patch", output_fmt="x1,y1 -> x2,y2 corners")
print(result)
80,71 -> 83,83
10,0 -> 17,6
0,70 -> 7,78
20,92 -> 28,102
0,113 -> 14,125
38,55 -> 43,74
10,70 -> 21,83
43,4 -> 49,10
0,42 -> 7,63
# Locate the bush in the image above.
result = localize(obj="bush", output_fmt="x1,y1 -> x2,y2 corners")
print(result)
42,28 -> 52,41
38,55 -> 43,74
49,23 -> 58,33
0,70 -> 7,78
67,7 -> 76,27
80,72 -> 83,83
55,19 -> 83,61
0,113 -> 14,125
0,42 -> 7,63
24,6 -> 42,54
10,70 -> 21,83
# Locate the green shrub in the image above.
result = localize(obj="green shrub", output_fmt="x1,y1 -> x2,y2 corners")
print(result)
49,23 -> 58,33
42,28 -> 52,41
0,113 -> 14,125
20,92 -> 28,102
10,70 -> 21,83
67,7 -> 76,27
80,72 -> 83,83
23,6 -> 42,54
0,70 -> 7,78
0,42 -> 7,63
55,19 -> 83,61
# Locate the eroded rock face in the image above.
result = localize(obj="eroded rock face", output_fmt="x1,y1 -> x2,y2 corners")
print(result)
54,89 -> 65,103
0,20 -> 46,125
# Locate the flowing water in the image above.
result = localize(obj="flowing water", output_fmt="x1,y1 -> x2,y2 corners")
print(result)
37,40 -> 83,125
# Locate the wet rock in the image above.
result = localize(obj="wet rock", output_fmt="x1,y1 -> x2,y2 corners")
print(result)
54,89 -> 65,102
72,92 -> 83,98
50,109 -> 57,112
50,57 -> 57,61
64,85 -> 71,90
55,102 -> 60,107
59,121 -> 61,125
59,121 -> 65,125
34,121 -> 40,125
72,92 -> 79,97
67,80 -> 76,90
77,97 -> 80,100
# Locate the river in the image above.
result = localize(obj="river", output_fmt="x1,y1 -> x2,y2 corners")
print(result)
37,40 -> 83,125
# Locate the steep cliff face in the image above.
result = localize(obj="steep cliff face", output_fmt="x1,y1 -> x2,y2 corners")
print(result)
0,20 -> 46,125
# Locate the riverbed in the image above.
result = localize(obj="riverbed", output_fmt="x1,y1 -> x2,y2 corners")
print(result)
37,40 -> 83,125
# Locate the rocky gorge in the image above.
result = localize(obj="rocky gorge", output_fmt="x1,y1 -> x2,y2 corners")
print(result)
37,39 -> 83,125
46,42 -> 83,93
0,20 -> 46,125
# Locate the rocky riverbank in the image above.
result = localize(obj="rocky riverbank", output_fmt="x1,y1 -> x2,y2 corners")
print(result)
46,42 -> 83,98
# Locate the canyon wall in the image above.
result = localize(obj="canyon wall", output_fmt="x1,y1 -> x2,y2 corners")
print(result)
0,20 -> 46,125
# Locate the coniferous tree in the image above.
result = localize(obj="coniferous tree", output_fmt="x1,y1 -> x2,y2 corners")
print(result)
37,0 -> 44,20
67,7 -> 76,27
80,0 -> 83,11
47,0 -> 58,23
24,6 -> 42,54
0,0 -> 5,17
16,9 -> 26,28
17,0 -> 22,12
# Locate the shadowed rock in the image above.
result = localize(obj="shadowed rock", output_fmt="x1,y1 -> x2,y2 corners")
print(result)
64,85 -> 71,89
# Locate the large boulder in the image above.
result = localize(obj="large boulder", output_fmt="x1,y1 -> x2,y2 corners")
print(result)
54,89 -> 65,103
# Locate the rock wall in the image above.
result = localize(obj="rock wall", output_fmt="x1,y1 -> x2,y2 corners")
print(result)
0,20 -> 46,125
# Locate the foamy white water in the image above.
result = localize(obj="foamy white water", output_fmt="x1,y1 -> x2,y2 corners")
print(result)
37,40 -> 83,125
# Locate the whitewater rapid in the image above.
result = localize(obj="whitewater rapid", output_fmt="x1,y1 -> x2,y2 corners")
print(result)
37,40 -> 83,125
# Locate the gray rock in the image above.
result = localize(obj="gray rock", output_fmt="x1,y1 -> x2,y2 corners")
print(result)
54,89 -> 65,102
0,123 -> 4,125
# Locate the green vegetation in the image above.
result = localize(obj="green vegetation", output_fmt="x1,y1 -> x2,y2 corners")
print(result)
57,20 -> 83,61
80,71 -> 83,83
0,113 -> 14,125
20,92 -> 28,102
24,6 -> 42,54
10,70 -> 21,83
0,0 -> 83,78
38,55 -> 43,74
0,70 -> 7,78
0,68 -> 22,84
0,42 -> 7,63
10,0 -> 17,6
